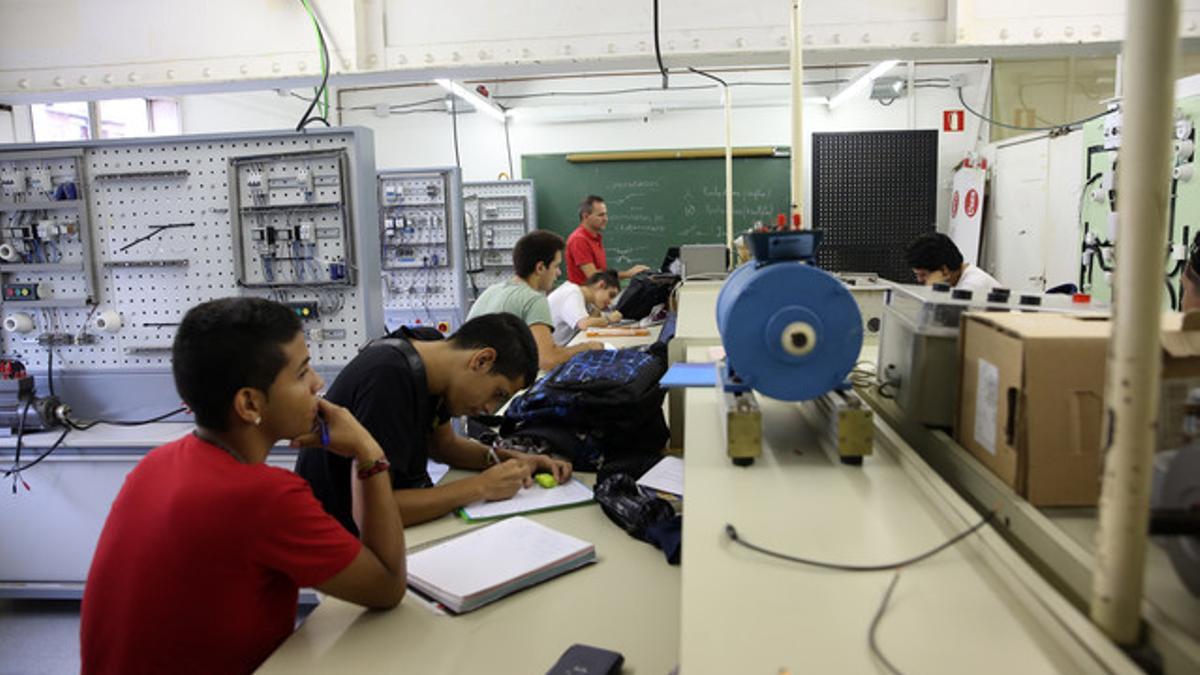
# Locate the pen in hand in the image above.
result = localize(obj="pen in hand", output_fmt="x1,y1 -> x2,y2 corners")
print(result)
317,415 -> 330,448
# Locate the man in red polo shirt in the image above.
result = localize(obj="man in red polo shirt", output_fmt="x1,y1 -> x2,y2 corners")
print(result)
565,195 -> 651,284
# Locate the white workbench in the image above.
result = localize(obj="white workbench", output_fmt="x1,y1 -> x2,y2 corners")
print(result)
677,386 -> 1134,673
261,326 -> 678,674
257,471 -> 681,674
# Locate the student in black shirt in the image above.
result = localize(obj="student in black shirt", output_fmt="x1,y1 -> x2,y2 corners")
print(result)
296,313 -> 572,530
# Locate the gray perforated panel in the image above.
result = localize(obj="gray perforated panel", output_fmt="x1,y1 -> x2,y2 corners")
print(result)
812,130 -> 938,282
0,129 -> 382,385
463,180 -> 536,304
378,167 -> 465,334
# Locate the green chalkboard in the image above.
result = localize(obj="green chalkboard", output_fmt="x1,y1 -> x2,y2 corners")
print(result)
522,152 -> 792,270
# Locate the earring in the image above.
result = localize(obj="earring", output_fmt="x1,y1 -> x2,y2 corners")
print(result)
254,416 -> 261,426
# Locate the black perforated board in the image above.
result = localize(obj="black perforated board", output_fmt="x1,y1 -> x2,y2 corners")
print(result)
811,130 -> 938,282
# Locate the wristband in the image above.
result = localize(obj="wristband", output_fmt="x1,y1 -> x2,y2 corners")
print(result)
356,457 -> 390,480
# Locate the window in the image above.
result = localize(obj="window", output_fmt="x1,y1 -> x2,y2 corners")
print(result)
31,98 -> 181,142
31,102 -> 91,141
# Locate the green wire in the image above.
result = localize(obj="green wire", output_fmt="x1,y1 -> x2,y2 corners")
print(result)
300,0 -> 329,118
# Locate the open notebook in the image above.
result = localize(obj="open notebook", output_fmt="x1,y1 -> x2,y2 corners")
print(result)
406,516 -> 596,614
458,478 -> 594,522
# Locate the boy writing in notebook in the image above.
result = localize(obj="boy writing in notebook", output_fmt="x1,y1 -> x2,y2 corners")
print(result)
547,268 -> 623,345
296,313 -> 572,529
81,298 -> 405,675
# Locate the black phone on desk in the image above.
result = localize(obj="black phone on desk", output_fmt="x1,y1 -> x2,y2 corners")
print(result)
545,644 -> 624,675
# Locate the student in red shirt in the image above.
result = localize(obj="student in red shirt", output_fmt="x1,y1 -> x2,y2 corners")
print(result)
565,194 -> 650,284
80,298 -> 405,675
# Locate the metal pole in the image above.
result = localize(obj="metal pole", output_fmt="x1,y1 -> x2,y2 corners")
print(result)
724,85 -> 734,250
790,0 -> 804,226
1091,0 -> 1180,645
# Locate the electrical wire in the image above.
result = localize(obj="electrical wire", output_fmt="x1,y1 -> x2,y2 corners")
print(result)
5,427 -> 70,483
491,81 -> 845,102
118,222 -> 196,253
956,87 -> 1113,133
652,0 -> 669,89
8,400 -> 30,492
295,0 -> 332,131
46,344 -> 54,397
65,406 -> 189,432
687,67 -> 728,88
449,96 -> 462,169
503,112 -> 516,179
724,509 -> 996,572
342,97 -> 449,113
376,108 -> 444,117
868,572 -> 907,675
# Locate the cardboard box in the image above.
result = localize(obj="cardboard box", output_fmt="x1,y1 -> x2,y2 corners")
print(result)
956,311 -> 1200,506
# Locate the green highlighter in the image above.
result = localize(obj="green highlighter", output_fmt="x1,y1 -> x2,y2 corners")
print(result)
534,473 -> 557,488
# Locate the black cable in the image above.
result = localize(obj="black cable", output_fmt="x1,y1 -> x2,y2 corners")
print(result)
294,0 -> 331,132
687,67 -> 727,87
724,510 -> 995,572
118,222 -> 196,253
957,87 -> 1113,133
46,347 -> 54,397
1166,277 -> 1179,310
449,96 -> 462,169
652,0 -> 668,89
299,116 -> 331,129
868,572 -> 907,675
4,427 -> 70,479
65,406 -> 188,432
9,400 -> 29,492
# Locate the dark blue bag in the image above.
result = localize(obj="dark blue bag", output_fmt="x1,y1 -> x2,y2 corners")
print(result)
501,344 -> 670,470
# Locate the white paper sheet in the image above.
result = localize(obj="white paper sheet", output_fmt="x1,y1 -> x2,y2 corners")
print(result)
635,456 -> 684,496
459,478 -> 593,521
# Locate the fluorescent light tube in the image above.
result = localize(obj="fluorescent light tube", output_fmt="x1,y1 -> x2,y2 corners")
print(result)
435,79 -> 507,122
827,60 -> 900,110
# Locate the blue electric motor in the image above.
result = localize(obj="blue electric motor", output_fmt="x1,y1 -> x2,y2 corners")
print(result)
715,233 -> 863,401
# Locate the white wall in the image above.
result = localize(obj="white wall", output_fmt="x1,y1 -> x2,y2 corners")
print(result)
178,91 -> 313,135
338,63 -> 990,232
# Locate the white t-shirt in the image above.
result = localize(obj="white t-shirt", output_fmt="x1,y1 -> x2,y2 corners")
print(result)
548,282 -> 589,345
955,264 -> 1001,295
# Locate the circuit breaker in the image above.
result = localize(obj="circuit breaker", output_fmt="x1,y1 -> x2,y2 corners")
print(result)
229,150 -> 355,288
378,167 -> 466,335
462,180 -> 537,305
0,149 -> 98,313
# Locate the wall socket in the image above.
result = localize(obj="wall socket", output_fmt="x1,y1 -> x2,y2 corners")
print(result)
948,73 -> 970,89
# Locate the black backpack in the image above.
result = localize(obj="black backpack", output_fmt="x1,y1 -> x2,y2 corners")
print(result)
500,344 -> 670,470
614,272 -> 680,321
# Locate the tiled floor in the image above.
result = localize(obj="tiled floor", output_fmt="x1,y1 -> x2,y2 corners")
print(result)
0,598 -> 320,674
0,600 -> 81,675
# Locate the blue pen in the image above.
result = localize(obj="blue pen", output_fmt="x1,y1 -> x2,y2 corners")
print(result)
317,416 -> 330,448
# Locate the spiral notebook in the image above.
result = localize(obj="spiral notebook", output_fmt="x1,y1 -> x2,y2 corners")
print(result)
406,516 -> 596,613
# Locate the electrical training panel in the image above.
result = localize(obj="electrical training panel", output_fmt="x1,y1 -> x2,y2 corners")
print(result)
378,168 -> 466,335
462,180 -> 537,305
1078,94 -> 1198,309
0,149 -> 98,314
0,128 -> 383,418
230,150 -> 355,288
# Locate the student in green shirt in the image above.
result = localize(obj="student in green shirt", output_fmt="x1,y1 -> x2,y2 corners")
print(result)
467,230 -> 604,371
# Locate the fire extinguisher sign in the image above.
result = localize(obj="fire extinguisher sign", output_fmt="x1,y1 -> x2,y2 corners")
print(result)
943,110 -> 965,132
